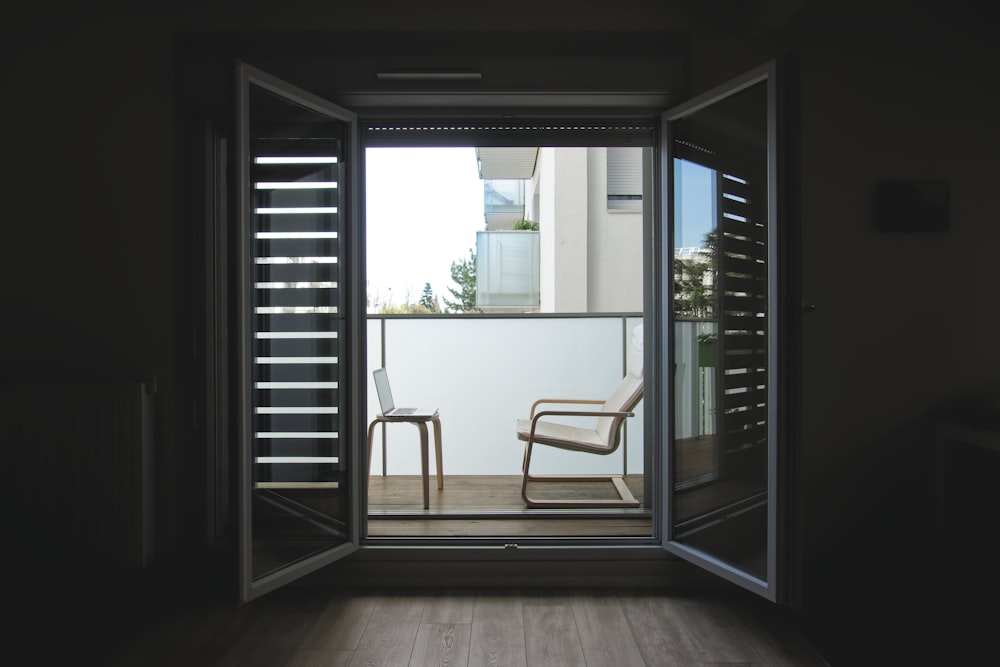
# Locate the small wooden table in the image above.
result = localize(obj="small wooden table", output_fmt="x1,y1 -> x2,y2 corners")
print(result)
367,411 -> 443,510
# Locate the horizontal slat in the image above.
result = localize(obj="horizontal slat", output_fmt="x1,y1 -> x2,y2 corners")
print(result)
720,255 -> 765,278
256,287 -> 338,309
257,456 -> 338,463
254,155 -> 339,164
721,174 -> 752,196
256,237 -> 338,258
722,423 -> 767,446
255,181 -> 338,190
723,370 -> 766,391
723,388 -> 767,411
256,481 -> 339,489
723,405 -> 767,429
255,206 -> 338,215
255,262 -> 339,283
720,234 -> 765,259
721,218 -> 765,243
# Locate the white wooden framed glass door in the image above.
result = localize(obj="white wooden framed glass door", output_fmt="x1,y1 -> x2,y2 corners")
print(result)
235,62 -> 361,602
661,61 -> 784,602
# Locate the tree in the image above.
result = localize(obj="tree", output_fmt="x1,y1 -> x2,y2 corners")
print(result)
673,229 -> 717,319
443,248 -> 479,313
418,282 -> 437,312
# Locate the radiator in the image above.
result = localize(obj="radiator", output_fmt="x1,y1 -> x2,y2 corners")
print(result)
2,379 -> 154,569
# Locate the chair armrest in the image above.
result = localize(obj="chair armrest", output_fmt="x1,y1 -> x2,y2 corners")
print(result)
529,398 -> 604,418
531,409 -> 635,427
525,409 -> 636,444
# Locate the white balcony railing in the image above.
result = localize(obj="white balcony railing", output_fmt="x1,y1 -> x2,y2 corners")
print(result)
367,315 -> 645,477
366,315 -> 716,479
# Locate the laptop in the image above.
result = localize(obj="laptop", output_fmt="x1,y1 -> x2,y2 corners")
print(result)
372,367 -> 438,417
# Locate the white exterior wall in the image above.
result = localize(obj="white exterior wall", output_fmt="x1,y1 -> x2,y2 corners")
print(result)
537,149 -> 556,312
539,147 -> 589,312
537,146 -> 644,313
586,147 -> 644,312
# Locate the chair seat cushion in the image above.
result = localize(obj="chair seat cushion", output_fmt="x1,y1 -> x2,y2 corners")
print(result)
516,418 -> 611,453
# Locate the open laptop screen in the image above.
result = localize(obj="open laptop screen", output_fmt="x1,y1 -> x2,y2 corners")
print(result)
373,367 -> 395,413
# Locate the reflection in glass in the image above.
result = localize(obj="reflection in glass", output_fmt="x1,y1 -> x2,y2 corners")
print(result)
248,84 -> 350,580
671,80 -> 769,581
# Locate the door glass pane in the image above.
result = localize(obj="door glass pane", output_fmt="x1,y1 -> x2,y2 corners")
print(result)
247,83 -> 349,580
671,80 -> 769,581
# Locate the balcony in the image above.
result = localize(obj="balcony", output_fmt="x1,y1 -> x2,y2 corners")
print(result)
482,178 -> 526,229
365,314 -> 718,535
475,230 -> 540,312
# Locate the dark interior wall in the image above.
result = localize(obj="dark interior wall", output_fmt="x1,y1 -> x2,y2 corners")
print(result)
3,0 -> 997,657
0,12 -> 185,551
792,7 -> 999,658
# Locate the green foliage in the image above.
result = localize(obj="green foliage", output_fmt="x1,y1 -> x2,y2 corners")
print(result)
443,248 -> 480,313
513,219 -> 539,231
418,282 -> 438,312
673,230 -> 717,319
380,302 -> 435,314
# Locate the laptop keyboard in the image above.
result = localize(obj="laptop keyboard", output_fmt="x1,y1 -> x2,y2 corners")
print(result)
394,407 -> 417,415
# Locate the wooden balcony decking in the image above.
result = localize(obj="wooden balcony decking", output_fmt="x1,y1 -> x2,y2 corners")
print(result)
365,436 -> 725,538
367,474 -> 653,538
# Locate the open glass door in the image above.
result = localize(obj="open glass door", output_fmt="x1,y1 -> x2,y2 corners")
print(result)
662,61 -> 782,601
235,62 -> 361,602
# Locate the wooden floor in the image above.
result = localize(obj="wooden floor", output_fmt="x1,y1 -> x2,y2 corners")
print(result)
368,474 -> 652,538
94,584 -> 830,666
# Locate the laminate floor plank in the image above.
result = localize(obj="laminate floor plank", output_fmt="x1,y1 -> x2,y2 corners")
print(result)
470,590 -> 528,667
409,622 -> 472,667
421,588 -> 476,624
569,589 -> 646,667
523,603 -> 587,666
616,590 -> 711,666
350,594 -> 425,667
83,584 -> 831,667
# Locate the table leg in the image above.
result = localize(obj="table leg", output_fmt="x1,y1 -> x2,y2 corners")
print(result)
416,422 -> 429,509
366,419 -> 380,482
433,416 -> 443,490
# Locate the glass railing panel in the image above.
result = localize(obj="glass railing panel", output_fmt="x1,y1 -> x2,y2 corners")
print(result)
366,316 -> 644,477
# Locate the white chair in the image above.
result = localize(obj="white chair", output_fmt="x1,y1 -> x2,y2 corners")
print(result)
515,325 -> 643,508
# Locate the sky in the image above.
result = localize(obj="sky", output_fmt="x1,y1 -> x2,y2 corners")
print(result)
676,159 -> 715,250
365,147 -> 484,310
